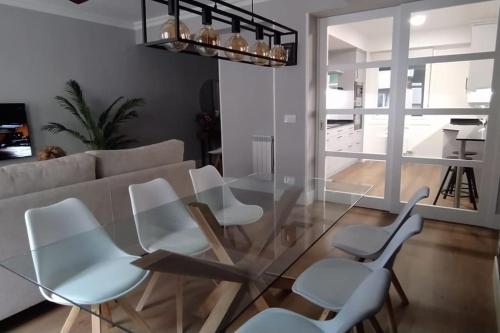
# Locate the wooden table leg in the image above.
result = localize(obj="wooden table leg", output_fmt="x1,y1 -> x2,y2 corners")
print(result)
199,282 -> 242,333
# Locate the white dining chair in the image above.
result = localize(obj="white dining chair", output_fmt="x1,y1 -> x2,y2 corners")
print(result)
330,187 -> 428,309
293,214 -> 423,333
331,187 -> 429,260
129,178 -> 210,332
25,198 -> 151,333
189,165 -> 263,243
236,268 -> 391,333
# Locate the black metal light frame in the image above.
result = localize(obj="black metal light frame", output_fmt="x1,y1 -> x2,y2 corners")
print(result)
141,0 -> 298,67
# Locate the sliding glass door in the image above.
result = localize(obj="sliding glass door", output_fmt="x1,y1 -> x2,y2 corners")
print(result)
318,0 -> 500,227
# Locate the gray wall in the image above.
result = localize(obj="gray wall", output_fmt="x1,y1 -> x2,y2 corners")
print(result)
219,61 -> 274,177
0,4 -> 219,166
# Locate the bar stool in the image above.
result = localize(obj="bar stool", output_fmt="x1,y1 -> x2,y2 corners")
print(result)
433,156 -> 478,210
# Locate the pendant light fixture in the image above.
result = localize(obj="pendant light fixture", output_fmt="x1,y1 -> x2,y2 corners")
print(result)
159,0 -> 191,52
251,25 -> 270,66
225,17 -> 249,62
141,0 -> 297,67
270,33 -> 287,67
195,7 -> 220,57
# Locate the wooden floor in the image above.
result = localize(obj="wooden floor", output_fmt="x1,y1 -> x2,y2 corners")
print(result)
0,208 -> 497,333
332,160 -> 477,210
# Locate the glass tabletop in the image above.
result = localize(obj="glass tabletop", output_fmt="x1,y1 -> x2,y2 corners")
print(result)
0,174 -> 372,333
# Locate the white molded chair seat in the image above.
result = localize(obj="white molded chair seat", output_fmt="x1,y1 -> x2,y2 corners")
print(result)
331,187 -> 429,259
129,178 -> 210,256
189,165 -> 264,227
293,258 -> 372,311
332,225 -> 391,259
214,204 -> 264,226
50,257 -> 147,305
237,269 -> 391,333
293,215 -> 423,312
146,226 -> 209,254
237,308 -> 324,333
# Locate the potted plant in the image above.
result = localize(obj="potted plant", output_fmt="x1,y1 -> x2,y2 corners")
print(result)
42,80 -> 145,150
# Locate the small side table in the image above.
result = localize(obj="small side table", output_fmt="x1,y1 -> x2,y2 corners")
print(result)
208,147 -> 223,174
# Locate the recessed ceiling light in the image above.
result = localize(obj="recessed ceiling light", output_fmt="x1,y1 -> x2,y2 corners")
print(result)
410,14 -> 427,26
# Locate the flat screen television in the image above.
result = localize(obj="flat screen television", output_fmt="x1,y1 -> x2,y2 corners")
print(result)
0,104 -> 32,160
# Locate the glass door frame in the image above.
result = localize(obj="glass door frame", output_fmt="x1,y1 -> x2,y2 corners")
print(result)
317,0 -> 500,228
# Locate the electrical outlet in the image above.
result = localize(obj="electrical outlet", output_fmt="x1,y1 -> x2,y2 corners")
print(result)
284,176 -> 296,185
284,114 -> 296,123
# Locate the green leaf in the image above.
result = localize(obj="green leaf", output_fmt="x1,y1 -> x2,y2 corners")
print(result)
42,122 -> 90,145
98,96 -> 123,128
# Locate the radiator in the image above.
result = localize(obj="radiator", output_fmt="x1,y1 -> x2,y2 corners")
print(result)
252,135 -> 274,174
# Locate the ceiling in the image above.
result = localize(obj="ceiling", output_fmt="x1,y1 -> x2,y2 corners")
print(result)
329,0 -> 499,40
0,0 -> 265,30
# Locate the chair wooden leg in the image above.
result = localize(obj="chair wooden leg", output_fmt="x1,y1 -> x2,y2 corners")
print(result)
385,295 -> 398,333
319,309 -> 330,320
100,303 -> 113,333
176,275 -> 184,333
91,304 -> 101,333
391,271 -> 409,306
116,299 -> 153,333
136,272 -> 161,312
369,316 -> 384,333
60,306 -> 80,333
355,322 -> 365,333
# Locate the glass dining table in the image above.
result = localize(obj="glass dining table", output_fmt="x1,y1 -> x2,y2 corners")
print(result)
0,174 -> 371,333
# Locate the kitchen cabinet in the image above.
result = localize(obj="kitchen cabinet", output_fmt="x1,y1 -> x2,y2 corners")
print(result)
325,123 -> 363,177
468,23 -> 496,91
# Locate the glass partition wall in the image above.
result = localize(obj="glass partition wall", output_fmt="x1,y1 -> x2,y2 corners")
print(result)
317,0 -> 500,227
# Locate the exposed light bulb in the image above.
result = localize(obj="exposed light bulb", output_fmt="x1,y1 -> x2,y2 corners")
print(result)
159,0 -> 191,52
410,14 -> 426,26
225,18 -> 248,61
195,8 -> 220,57
270,33 -> 287,67
251,25 -> 270,66
160,19 -> 191,52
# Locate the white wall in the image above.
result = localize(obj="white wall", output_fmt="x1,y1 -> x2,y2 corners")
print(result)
218,0 -> 416,182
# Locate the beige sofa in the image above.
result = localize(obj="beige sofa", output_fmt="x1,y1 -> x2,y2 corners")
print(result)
0,140 -> 195,320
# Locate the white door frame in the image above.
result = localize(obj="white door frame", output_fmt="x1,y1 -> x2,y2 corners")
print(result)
316,0 -> 500,229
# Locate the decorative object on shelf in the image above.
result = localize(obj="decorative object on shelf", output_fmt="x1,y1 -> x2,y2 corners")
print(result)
37,146 -> 66,161
270,33 -> 287,67
42,80 -> 145,150
225,17 -> 249,61
251,25 -> 270,66
160,0 -> 192,52
141,0 -> 297,67
195,8 -> 221,57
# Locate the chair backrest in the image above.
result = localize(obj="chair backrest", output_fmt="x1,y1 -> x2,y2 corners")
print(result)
25,198 -> 125,299
129,178 -> 198,252
385,186 -> 429,234
368,214 -> 423,270
319,269 -> 391,333
189,165 -> 240,211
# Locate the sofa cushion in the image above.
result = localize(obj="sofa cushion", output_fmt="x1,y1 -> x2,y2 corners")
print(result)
0,153 -> 96,200
86,140 -> 184,178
